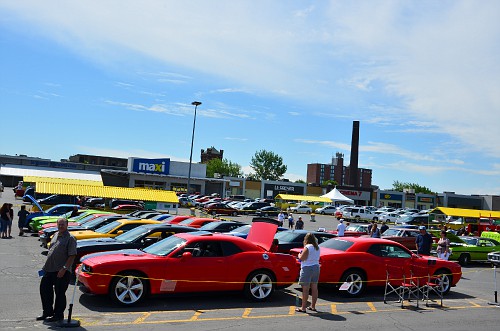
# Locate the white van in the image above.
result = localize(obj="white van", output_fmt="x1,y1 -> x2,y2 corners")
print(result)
342,207 -> 377,222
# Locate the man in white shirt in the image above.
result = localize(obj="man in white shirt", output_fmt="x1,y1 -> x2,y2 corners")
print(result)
336,219 -> 346,237
277,212 -> 285,226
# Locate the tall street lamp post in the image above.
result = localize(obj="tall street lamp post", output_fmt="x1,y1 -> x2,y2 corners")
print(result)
187,101 -> 201,195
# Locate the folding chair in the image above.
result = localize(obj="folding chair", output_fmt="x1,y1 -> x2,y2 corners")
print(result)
421,272 -> 444,307
384,266 -> 404,305
399,268 -> 420,308
384,265 -> 419,308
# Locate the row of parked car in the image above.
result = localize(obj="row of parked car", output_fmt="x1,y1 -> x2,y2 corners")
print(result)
24,198 -> 500,307
27,206 -> 463,306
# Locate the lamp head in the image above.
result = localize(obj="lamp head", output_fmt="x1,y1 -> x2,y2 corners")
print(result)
191,101 -> 202,106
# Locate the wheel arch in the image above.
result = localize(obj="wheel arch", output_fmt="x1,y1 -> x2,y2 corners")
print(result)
109,269 -> 151,291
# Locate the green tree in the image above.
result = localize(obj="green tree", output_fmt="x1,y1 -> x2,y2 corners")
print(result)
206,158 -> 243,178
322,179 -> 338,187
295,179 -> 306,184
392,180 -> 434,194
249,150 -> 287,180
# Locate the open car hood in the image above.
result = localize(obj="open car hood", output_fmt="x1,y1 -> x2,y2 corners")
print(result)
246,217 -> 279,251
25,194 -> 44,212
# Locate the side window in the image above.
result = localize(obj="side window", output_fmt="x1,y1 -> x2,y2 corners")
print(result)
186,241 -> 223,257
384,245 -> 411,258
220,241 -> 243,256
480,239 -> 493,247
113,224 -> 139,233
367,244 -> 384,257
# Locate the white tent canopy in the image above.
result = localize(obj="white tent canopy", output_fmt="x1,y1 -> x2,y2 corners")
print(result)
321,188 -> 354,204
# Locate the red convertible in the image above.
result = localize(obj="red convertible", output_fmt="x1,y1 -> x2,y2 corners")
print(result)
290,237 -> 462,297
77,218 -> 299,305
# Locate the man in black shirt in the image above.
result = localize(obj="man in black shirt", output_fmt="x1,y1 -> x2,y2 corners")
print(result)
415,225 -> 432,255
37,218 -> 77,323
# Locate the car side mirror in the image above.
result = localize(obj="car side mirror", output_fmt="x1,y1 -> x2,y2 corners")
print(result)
116,230 -> 124,235
181,251 -> 192,261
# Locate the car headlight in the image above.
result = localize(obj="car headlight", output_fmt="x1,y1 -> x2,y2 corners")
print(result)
81,264 -> 92,274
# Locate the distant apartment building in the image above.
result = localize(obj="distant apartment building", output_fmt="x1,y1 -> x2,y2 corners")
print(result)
307,152 -> 372,188
201,147 -> 224,163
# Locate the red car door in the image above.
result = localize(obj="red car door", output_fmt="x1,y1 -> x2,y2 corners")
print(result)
162,240 -> 228,293
367,243 -> 413,286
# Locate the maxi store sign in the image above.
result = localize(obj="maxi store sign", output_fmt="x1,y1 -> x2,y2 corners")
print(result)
132,158 -> 170,175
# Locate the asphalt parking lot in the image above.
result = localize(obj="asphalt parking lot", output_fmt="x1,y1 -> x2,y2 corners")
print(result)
0,190 -> 499,330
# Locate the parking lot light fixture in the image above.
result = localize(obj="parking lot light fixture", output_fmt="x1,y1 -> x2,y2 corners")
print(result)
187,101 -> 202,195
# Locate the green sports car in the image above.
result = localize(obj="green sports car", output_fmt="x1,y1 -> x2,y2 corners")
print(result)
30,209 -> 110,232
448,236 -> 500,266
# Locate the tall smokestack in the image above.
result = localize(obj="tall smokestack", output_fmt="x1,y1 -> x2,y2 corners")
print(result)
349,121 -> 360,187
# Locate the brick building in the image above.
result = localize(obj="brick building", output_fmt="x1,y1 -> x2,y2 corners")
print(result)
307,152 -> 372,188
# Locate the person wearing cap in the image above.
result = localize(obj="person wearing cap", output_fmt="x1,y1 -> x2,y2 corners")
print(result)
415,225 -> 432,255
336,219 -> 346,237
288,213 -> 294,229
295,216 -> 304,230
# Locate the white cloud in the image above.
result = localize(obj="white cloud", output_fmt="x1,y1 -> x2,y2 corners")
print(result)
2,1 -> 500,181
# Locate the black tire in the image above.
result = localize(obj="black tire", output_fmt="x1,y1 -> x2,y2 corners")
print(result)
433,269 -> 452,294
232,211 -> 238,216
339,269 -> 366,297
373,217 -> 378,221
244,270 -> 275,301
109,271 -> 149,306
320,211 -> 325,215
264,213 -> 269,217
458,253 -> 471,266
212,211 -> 217,216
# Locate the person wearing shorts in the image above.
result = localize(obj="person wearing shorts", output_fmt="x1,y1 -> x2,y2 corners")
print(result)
297,233 -> 320,313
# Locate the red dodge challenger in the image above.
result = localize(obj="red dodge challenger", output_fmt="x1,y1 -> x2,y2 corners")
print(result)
77,218 -> 299,305
290,236 -> 462,297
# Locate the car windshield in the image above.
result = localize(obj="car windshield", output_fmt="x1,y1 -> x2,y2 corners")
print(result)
45,205 -> 65,213
382,229 -> 401,236
230,225 -> 251,234
398,215 -> 413,222
114,226 -> 151,243
345,225 -> 360,231
95,220 -> 121,234
320,238 -> 354,251
77,214 -> 99,224
274,231 -> 301,243
178,218 -> 196,225
143,235 -> 186,256
199,222 -> 226,231
83,216 -> 110,228
150,214 -> 170,220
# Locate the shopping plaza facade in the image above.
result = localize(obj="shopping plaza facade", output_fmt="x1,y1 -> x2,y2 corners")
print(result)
1,153 -> 499,211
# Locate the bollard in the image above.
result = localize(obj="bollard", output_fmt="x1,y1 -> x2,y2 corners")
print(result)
310,213 -> 316,222
190,208 -> 196,216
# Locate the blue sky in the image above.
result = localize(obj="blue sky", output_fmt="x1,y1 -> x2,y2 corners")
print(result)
1,1 -> 499,195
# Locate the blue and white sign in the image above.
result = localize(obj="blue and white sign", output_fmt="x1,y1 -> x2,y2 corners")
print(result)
132,158 -> 170,175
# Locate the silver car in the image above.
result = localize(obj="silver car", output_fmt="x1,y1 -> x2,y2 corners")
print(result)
315,205 -> 338,215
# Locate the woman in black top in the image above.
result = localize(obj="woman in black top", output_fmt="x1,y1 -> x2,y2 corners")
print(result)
0,203 -> 11,238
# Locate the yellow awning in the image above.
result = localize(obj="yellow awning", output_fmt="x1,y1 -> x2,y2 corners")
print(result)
33,182 -> 178,203
275,194 -> 332,203
23,176 -> 103,186
430,207 -> 500,219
